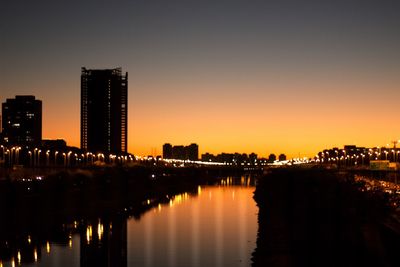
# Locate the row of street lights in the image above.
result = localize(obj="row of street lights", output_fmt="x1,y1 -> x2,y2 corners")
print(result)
315,145 -> 400,167
0,145 -> 135,168
1,145 -> 22,166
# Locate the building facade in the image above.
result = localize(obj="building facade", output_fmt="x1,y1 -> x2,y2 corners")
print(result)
1,95 -> 42,145
81,67 -> 128,153
162,143 -> 173,159
162,143 -> 198,161
186,143 -> 199,161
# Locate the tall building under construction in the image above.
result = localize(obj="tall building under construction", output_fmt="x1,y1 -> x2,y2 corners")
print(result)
81,67 -> 128,153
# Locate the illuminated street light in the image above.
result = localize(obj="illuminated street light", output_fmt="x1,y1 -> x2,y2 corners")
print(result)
67,151 -> 72,166
0,145 -> 4,161
28,151 -> 32,166
63,153 -> 67,167
38,150 -> 42,167
46,150 -> 50,166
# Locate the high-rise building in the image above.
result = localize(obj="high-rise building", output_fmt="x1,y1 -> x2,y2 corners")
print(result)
1,95 -> 42,145
162,143 -> 173,159
81,67 -> 128,153
162,143 -> 199,161
172,145 -> 186,160
186,143 -> 199,161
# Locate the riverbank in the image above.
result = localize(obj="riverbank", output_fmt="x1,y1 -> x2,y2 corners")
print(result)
252,169 -> 400,267
0,166 -> 238,258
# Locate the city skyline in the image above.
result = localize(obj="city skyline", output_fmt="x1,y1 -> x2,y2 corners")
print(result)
1,1 -> 400,158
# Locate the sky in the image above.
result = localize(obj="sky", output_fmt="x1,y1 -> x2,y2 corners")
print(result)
1,0 -> 400,158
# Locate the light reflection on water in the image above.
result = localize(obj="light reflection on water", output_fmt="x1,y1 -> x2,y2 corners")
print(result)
128,180 -> 257,267
1,176 -> 257,267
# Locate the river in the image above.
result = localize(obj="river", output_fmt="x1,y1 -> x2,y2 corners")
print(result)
1,176 -> 258,267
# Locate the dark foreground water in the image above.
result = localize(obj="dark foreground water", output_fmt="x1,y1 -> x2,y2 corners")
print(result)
0,176 -> 257,267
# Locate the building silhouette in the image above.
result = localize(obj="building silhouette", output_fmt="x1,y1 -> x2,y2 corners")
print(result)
162,143 -> 199,161
1,95 -> 42,145
186,143 -> 199,161
81,67 -> 128,153
41,139 -> 67,150
162,143 -> 173,159
172,145 -> 186,159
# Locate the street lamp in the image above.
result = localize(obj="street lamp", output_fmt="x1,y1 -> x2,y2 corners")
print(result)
5,150 -> 10,167
10,147 -> 16,166
97,153 -> 104,162
46,150 -> 50,166
67,151 -> 72,167
38,150 -> 42,167
63,153 -> 67,167
86,152 -> 93,164
28,151 -> 32,167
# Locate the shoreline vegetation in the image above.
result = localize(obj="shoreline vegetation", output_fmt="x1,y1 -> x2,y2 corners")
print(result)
253,169 -> 400,267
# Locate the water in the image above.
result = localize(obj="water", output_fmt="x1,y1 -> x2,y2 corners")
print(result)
0,176 -> 258,267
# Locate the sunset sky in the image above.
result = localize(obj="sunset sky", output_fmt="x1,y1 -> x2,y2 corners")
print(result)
1,0 -> 400,158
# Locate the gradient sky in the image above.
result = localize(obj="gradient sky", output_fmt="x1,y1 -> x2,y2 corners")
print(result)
1,0 -> 400,158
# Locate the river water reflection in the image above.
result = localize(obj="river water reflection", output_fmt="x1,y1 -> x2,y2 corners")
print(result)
1,176 -> 257,267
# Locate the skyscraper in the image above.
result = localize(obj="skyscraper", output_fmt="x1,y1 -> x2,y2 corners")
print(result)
1,95 -> 42,145
81,67 -> 128,153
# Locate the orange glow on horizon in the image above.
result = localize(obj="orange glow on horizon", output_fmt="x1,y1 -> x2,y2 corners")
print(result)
3,0 -> 400,161
31,77 -> 400,159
